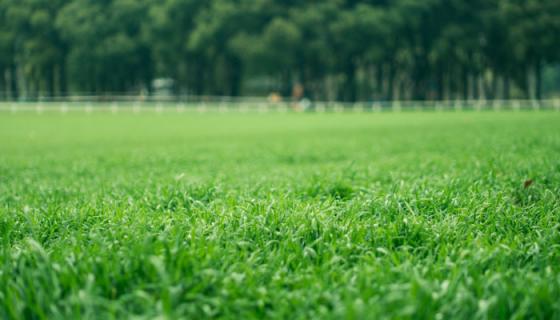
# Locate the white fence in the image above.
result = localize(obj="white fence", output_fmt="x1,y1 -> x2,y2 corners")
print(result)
0,95 -> 559,113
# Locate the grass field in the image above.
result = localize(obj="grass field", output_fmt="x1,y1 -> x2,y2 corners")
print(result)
1,111 -> 560,319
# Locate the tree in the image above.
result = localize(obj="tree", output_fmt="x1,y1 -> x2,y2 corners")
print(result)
3,0 -> 66,97
56,0 -> 152,93
1,0 -> 559,100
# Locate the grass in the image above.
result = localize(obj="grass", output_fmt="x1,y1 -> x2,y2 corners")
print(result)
1,110 -> 560,319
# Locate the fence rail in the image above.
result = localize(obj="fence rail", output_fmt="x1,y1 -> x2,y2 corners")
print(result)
1,96 -> 559,113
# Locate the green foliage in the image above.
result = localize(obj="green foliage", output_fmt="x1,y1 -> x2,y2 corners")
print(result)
1,0 -> 560,99
53,0 -> 151,93
1,111 -> 560,318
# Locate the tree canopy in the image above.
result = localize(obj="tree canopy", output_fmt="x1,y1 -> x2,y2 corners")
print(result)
1,0 -> 559,101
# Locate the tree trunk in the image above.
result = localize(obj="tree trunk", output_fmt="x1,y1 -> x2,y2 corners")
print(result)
194,63 -> 205,95
462,66 -> 469,100
436,64 -> 444,101
47,66 -> 55,97
344,62 -> 356,102
521,65 -> 530,99
535,60 -> 542,101
281,70 -> 291,97
376,63 -> 384,100
490,74 -> 498,100
228,57 -> 242,97
412,54 -> 429,100
58,63 -> 67,95
472,73 -> 480,100
387,63 -> 395,101
0,69 -> 4,100
11,64 -> 19,99
503,76 -> 510,100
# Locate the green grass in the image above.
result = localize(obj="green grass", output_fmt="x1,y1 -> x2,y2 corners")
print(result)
1,111 -> 560,319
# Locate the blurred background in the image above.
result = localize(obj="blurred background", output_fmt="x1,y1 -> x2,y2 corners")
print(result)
0,0 -> 559,103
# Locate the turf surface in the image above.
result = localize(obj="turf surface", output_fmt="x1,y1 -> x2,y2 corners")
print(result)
1,111 -> 560,319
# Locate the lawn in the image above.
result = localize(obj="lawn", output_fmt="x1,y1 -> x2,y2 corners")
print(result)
1,110 -> 560,319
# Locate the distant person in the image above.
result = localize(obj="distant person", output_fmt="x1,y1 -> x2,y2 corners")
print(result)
268,92 -> 282,103
291,84 -> 304,111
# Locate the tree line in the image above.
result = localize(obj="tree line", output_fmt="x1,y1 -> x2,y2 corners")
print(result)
1,0 -> 559,102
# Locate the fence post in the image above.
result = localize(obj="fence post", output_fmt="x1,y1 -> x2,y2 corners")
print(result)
111,101 -> 119,114
435,100 -> 443,112
155,102 -> 163,114
492,100 -> 501,112
334,103 -> 343,113
133,101 -> 141,113
238,103 -> 248,113
454,99 -> 462,112
531,99 -> 540,111
218,102 -> 228,113
36,100 -> 44,114
475,99 -> 484,112
175,102 -> 185,113
197,103 -> 207,113
85,102 -> 93,114
353,103 -> 363,113
372,102 -> 381,113
278,103 -> 288,113
61,102 -> 69,114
